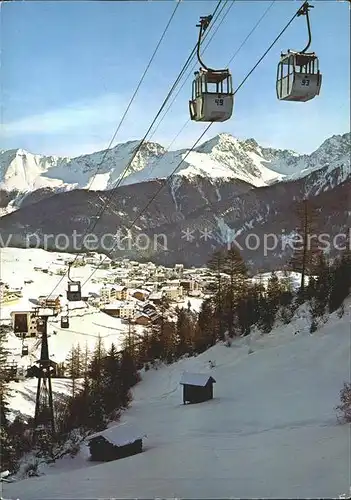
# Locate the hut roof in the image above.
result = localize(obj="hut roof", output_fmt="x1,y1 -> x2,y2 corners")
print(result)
86,423 -> 145,447
180,372 -> 216,387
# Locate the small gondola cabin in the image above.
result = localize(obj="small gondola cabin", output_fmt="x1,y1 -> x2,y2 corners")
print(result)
86,424 -> 145,462
180,372 -> 216,404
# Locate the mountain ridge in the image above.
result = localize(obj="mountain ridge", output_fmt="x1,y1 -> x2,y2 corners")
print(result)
0,131 -> 349,271
1,131 -> 349,215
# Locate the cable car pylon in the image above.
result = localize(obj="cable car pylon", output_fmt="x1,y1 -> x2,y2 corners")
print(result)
32,308 -> 57,453
189,14 -> 234,122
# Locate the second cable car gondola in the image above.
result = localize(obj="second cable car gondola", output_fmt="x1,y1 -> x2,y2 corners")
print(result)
61,315 -> 69,328
67,282 -> 81,302
189,15 -> 234,122
66,262 -> 82,302
276,2 -> 322,102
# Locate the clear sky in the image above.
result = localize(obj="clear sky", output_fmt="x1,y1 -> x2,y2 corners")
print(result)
1,0 -> 350,157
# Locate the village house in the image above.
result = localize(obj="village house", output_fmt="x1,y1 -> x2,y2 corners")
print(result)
119,303 -> 136,320
100,285 -> 128,303
142,302 -> 157,314
147,311 -> 161,324
101,301 -> 135,320
180,279 -> 199,293
134,313 -> 151,326
132,289 -> 149,301
144,281 -> 158,291
38,295 -> 61,313
0,283 -> 23,304
148,291 -> 163,305
161,285 -> 183,301
112,285 -> 128,300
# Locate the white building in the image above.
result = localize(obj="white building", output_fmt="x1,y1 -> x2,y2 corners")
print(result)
11,311 -> 39,337
161,286 -> 183,301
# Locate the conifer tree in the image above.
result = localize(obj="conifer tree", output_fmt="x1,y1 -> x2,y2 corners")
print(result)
257,272 -> 283,333
309,253 -> 331,319
222,246 -> 248,337
86,336 -> 106,430
122,320 -> 140,360
290,198 -> 320,297
175,307 -> 192,357
102,343 -> 122,417
207,250 -> 226,339
329,249 -> 351,312
66,344 -> 83,398
0,327 -> 14,470
119,348 -> 139,407
197,298 -> 216,349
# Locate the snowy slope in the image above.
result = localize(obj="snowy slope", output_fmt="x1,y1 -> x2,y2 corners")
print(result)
1,132 -> 349,213
3,302 -> 350,499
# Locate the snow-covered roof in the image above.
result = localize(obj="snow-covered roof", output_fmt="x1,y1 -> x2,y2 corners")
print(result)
131,288 -> 150,295
101,285 -> 126,291
86,424 -> 146,447
112,285 -> 127,291
102,301 -> 134,310
135,313 -> 150,320
180,372 -> 216,387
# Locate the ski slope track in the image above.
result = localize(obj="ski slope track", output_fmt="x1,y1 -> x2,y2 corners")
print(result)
3,302 -> 351,499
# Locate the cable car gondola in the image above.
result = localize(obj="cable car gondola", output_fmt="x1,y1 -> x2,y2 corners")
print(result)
66,263 -> 82,302
276,2 -> 322,102
189,15 -> 234,122
61,315 -> 69,328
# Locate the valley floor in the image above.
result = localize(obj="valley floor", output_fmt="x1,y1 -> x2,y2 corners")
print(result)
3,303 -> 350,499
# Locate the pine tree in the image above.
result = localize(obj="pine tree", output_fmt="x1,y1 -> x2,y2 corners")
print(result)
0,327 -> 15,470
290,198 -> 320,297
119,348 -> 139,407
197,298 -> 216,350
65,344 -> 82,398
102,344 -> 122,417
162,321 -> 177,363
329,250 -> 351,313
266,272 -> 282,316
122,320 -> 140,361
86,336 -> 106,430
222,247 -> 248,337
207,250 -> 226,340
309,253 -> 331,319
175,307 -> 192,357
257,272 -> 283,333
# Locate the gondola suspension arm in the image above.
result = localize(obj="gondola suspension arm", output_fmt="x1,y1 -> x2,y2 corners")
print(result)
67,261 -> 73,283
196,15 -> 215,71
297,1 -> 313,54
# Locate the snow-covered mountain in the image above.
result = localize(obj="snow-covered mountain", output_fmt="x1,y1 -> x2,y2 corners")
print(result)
0,131 -> 349,270
1,132 -> 349,214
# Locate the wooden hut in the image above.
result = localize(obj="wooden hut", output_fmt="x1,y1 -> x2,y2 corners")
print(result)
86,424 -> 145,462
180,372 -> 216,404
